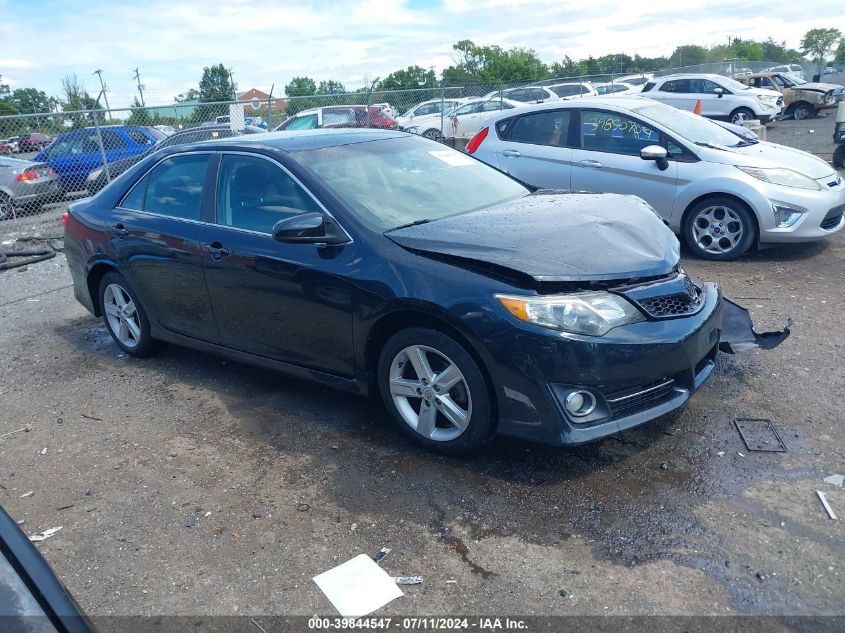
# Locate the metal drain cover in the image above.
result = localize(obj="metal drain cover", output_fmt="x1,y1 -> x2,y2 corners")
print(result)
734,418 -> 787,452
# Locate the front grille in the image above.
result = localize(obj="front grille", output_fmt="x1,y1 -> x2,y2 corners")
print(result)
638,290 -> 703,318
605,379 -> 676,418
616,272 -> 705,320
821,205 -> 844,230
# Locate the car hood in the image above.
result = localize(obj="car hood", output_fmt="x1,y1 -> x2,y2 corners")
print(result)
700,141 -> 835,179
386,192 -> 680,284
792,82 -> 841,93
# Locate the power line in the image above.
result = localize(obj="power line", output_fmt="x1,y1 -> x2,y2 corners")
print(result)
133,67 -> 145,106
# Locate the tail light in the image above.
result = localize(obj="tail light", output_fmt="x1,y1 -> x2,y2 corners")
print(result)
465,127 -> 489,154
15,170 -> 39,182
62,211 -> 70,229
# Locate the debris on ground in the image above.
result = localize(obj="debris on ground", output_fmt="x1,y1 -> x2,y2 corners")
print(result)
19,491 -> 34,498
816,491 -> 837,520
30,526 -> 62,542
313,554 -> 404,617
823,474 -> 844,488
0,427 -> 28,440
734,418 -> 788,452
393,576 -> 423,585
372,547 -> 391,564
0,235 -> 63,271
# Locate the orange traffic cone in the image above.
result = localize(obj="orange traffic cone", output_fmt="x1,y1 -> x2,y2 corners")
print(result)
693,99 -> 702,115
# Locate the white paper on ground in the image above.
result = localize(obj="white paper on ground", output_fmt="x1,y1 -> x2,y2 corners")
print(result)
313,554 -> 404,617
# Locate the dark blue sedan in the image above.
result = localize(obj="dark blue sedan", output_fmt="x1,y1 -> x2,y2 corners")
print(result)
63,129 -> 725,454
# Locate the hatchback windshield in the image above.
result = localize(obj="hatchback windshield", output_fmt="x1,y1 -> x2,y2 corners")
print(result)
634,102 -> 746,147
293,135 -> 528,231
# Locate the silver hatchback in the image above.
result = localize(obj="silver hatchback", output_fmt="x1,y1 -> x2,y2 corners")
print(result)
0,157 -> 60,221
470,97 -> 844,260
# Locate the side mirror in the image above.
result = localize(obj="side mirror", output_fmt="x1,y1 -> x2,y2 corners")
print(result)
714,88 -> 724,98
272,212 -> 348,245
641,145 -> 669,171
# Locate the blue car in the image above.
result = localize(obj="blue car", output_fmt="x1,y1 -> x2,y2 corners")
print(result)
36,125 -> 165,192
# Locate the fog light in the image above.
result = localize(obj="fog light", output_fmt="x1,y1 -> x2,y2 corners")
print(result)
773,205 -> 803,228
564,390 -> 596,417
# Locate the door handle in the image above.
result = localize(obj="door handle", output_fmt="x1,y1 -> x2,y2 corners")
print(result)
502,149 -> 521,158
578,160 -> 603,169
112,223 -> 128,237
203,242 -> 230,260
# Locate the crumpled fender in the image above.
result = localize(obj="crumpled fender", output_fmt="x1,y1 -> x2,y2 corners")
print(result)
719,298 -> 792,354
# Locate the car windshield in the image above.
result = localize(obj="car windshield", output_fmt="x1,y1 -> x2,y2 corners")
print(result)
633,102 -> 746,147
716,77 -> 752,92
292,135 -> 528,231
781,73 -> 806,85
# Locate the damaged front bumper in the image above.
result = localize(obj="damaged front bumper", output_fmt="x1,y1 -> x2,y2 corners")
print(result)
484,284 -> 789,446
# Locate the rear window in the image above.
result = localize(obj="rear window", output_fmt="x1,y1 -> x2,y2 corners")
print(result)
641,82 -> 656,92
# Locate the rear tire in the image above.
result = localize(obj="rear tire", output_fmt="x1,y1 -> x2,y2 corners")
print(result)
729,107 -> 756,125
98,271 -> 156,357
377,327 -> 495,455
422,129 -> 443,142
683,197 -> 757,261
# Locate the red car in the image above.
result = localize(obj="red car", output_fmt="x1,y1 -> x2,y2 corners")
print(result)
17,133 -> 53,152
0,141 -> 13,156
274,106 -> 397,131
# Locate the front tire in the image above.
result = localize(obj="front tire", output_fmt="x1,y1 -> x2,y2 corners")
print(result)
729,107 -> 756,125
683,197 -> 757,260
377,327 -> 495,455
0,193 -> 13,221
791,102 -> 812,121
98,271 -> 155,357
422,128 -> 443,142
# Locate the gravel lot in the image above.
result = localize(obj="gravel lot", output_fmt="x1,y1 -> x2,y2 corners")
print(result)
1,113 -> 843,626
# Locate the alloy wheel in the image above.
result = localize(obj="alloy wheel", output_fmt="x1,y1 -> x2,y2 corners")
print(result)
103,283 -> 142,349
388,345 -> 472,442
691,205 -> 745,256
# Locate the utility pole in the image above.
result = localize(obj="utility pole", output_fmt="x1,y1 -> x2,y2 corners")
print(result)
133,67 -> 145,106
92,69 -> 111,112
228,68 -> 237,100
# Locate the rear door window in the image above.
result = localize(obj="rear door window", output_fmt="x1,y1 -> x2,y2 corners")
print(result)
579,110 -> 660,155
120,154 -> 210,220
659,79 -> 691,93
507,111 -> 571,147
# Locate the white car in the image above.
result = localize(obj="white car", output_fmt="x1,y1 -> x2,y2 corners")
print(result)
548,82 -> 598,99
593,82 -> 640,96
395,98 -> 470,130
482,86 -> 559,104
768,64 -> 805,80
641,74 -> 783,124
614,73 -> 654,87
467,97 -> 844,260
403,98 -> 522,141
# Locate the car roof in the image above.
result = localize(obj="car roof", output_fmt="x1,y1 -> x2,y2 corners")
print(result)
473,95 -> 657,118
172,128 -> 413,152
653,73 -> 727,81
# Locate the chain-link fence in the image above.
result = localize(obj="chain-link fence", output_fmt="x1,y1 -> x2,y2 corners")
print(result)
0,61 -> 838,229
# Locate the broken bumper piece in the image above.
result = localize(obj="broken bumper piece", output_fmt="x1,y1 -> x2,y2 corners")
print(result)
718,298 -> 792,354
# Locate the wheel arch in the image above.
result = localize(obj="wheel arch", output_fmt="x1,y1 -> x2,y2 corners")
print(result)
681,192 -> 760,241
363,307 -> 498,415
86,262 -> 118,317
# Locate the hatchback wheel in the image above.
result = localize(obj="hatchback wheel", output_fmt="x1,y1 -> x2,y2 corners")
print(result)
378,327 -> 494,455
99,271 -> 155,356
729,107 -> 755,125
683,197 -> 756,260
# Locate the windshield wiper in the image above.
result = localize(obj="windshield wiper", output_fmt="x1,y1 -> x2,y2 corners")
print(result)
386,218 -> 433,232
733,139 -> 759,147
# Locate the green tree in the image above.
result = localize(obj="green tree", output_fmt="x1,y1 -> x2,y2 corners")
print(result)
443,39 -> 547,86
670,45 -> 710,67
174,88 -> 200,102
126,97 -> 151,125
836,40 -> 845,64
198,64 -> 235,102
316,80 -> 347,95
379,65 -> 436,90
800,28 -> 842,64
285,76 -> 317,97
0,98 -> 17,117
61,74 -> 100,128
10,88 -> 55,114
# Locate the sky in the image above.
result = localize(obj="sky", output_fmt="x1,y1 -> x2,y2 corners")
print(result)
1,0 -> 843,110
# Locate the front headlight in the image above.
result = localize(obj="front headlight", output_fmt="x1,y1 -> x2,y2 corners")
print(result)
496,291 -> 645,336
87,168 -> 103,182
736,166 -> 822,191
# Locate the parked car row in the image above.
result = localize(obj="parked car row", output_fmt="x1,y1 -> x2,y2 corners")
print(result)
0,132 -> 53,154
732,71 -> 843,120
